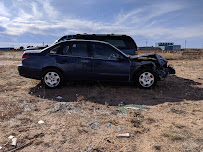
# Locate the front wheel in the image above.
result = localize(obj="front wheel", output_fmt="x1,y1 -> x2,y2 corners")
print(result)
42,69 -> 63,88
135,69 -> 157,88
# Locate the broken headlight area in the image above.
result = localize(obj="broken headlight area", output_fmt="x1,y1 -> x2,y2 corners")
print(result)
155,65 -> 175,80
167,64 -> 176,74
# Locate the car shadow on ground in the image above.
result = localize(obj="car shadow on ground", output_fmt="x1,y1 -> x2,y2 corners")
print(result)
29,75 -> 203,106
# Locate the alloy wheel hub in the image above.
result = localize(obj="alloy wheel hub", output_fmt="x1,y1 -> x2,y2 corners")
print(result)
139,72 -> 154,87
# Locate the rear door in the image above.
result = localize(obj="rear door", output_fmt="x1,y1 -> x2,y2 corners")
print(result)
55,41 -> 92,80
90,42 -> 130,81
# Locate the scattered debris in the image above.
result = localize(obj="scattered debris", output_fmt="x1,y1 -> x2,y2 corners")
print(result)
6,133 -> 45,152
7,138 -> 35,152
77,129 -> 88,134
118,101 -> 125,106
56,96 -> 63,99
117,105 -> 149,114
38,120 -> 44,124
8,135 -> 15,139
118,128 -> 122,131
153,145 -> 161,151
11,138 -> 17,146
170,108 -> 186,114
89,121 -> 100,129
107,123 -> 111,127
18,101 -> 36,112
116,133 -> 130,138
105,138 -> 111,143
0,146 -> 2,149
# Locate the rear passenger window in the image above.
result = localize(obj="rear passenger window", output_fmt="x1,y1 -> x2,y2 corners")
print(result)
71,43 -> 88,57
61,43 -> 89,57
62,45 -> 71,55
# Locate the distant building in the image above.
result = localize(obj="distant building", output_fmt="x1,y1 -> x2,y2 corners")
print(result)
155,42 -> 181,51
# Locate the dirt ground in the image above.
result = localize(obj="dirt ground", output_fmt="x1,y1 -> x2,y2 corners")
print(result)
0,51 -> 202,152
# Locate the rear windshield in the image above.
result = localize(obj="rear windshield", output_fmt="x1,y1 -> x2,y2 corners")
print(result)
56,35 -> 137,50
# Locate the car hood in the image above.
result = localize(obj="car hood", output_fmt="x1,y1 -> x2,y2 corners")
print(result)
129,52 -> 168,66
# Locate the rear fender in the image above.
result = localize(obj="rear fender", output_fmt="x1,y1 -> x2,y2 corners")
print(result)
41,66 -> 64,78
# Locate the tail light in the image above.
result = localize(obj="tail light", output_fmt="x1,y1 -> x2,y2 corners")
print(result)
22,54 -> 29,61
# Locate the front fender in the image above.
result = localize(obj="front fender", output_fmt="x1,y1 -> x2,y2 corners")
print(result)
130,61 -> 156,81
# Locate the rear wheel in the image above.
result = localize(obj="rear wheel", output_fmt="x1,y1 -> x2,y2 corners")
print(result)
42,69 -> 63,88
135,69 -> 157,88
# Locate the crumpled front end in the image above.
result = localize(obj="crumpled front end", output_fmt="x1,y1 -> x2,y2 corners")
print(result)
130,52 -> 176,80
155,64 -> 176,80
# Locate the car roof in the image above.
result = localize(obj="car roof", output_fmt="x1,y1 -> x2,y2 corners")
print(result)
69,34 -> 127,37
57,39 -> 128,57
59,39 -> 111,45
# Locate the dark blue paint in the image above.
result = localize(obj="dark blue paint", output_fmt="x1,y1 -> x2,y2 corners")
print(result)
55,55 -> 92,80
18,40 -> 174,84
91,58 -> 130,81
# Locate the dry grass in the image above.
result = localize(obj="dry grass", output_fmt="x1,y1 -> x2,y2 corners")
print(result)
0,51 -> 202,152
0,50 -> 23,61
139,50 -> 203,60
162,127 -> 190,141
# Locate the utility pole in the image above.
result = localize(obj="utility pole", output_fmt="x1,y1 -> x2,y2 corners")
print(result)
185,40 -> 187,50
146,39 -> 148,47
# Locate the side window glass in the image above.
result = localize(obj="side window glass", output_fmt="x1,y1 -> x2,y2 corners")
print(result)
71,43 -> 88,57
104,39 -> 126,49
93,44 -> 119,60
62,45 -> 71,55
49,45 -> 60,54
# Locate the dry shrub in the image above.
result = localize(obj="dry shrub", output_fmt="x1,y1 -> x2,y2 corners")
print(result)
162,127 -> 191,141
153,145 -> 161,151
145,117 -> 156,124
100,117 -> 119,125
170,108 -> 186,114
0,104 -> 23,120
160,52 -> 203,60
172,122 -> 186,129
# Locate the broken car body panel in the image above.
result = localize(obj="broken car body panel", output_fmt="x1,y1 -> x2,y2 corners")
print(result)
129,52 -> 175,81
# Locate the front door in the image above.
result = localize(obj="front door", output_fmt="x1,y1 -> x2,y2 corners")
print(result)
90,42 -> 130,82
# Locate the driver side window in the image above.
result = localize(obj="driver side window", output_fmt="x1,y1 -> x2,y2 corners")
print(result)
92,43 -> 119,60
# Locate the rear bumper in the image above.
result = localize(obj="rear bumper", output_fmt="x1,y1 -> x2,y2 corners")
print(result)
18,64 -> 41,80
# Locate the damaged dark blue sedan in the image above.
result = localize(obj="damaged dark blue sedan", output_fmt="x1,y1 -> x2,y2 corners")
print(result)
18,40 -> 175,88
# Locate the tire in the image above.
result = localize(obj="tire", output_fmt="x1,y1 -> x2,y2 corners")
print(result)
135,68 -> 157,88
42,69 -> 63,88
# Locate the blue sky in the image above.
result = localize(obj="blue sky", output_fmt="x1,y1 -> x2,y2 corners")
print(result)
0,0 -> 203,48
